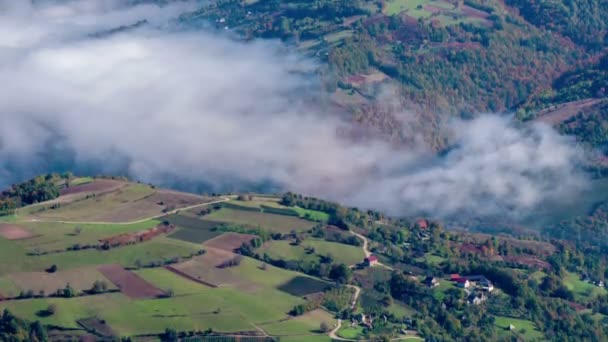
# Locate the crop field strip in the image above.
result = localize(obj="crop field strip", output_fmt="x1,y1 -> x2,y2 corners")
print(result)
205,208 -> 316,233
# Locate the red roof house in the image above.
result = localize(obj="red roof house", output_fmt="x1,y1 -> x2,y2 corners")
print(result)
417,219 -> 428,229
364,255 -> 379,266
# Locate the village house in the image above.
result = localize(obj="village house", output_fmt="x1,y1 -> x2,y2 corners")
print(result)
468,292 -> 488,305
416,219 -> 428,230
424,276 -> 440,288
465,275 -> 495,292
364,255 -> 379,267
456,278 -> 471,289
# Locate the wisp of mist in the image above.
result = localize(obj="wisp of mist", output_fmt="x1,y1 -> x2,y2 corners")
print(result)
0,0 -> 588,219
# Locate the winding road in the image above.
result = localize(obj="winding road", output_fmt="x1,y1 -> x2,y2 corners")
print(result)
350,230 -> 393,271
15,197 -> 231,225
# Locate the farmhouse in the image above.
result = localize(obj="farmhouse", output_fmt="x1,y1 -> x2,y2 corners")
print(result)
464,275 -> 494,292
416,219 -> 428,230
364,255 -> 379,267
424,276 -> 440,288
456,278 -> 471,289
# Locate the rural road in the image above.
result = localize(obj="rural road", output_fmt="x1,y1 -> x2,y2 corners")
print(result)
15,197 -> 231,225
329,317 -> 423,342
350,230 -> 394,271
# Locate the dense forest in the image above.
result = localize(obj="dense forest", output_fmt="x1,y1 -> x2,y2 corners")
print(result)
0,175 -> 61,215
0,310 -> 46,342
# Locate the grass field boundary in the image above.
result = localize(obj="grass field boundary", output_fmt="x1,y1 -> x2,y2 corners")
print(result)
221,202 -> 262,212
260,205 -> 300,217
164,265 -> 218,288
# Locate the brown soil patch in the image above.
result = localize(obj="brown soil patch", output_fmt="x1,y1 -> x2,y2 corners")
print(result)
169,248 -> 259,292
60,179 -> 126,196
459,232 -> 555,256
461,5 -> 490,19
9,267 -> 114,295
536,98 -> 604,125
503,255 -> 552,270
77,317 -> 116,337
204,232 -> 257,252
0,224 -> 33,240
97,264 -> 165,299
99,224 -> 175,248
102,190 -> 209,222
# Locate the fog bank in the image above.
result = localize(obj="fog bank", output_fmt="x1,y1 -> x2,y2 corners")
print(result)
0,0 -> 587,218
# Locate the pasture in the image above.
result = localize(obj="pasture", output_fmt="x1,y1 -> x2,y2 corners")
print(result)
494,316 -> 544,341
16,220 -> 160,253
70,177 -> 94,186
338,326 -> 364,339
19,183 -> 210,223
9,267 -> 116,296
0,274 -> 305,335
383,0 -> 490,26
204,232 -> 257,251
165,214 -> 223,243
563,271 -> 606,302
98,264 -> 165,299
0,236 -> 201,276
205,208 -> 315,233
167,252 -> 329,298
259,309 -> 335,336
224,200 -> 329,222
258,239 -> 365,266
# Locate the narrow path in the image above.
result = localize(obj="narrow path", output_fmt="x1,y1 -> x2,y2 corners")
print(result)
350,230 -> 393,271
346,284 -> 361,310
15,198 -> 230,225
329,318 -> 343,340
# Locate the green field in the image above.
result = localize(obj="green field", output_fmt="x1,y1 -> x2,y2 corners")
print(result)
17,183 -> 156,221
259,309 -> 335,336
16,220 -> 160,253
563,271 -> 606,302
0,236 -> 201,276
259,239 -> 364,266
164,214 -> 223,243
323,30 -> 354,43
70,177 -> 94,186
432,279 -> 458,301
1,264 -> 316,336
0,276 -> 21,298
226,200 -> 329,222
416,253 -> 447,265
384,0 -> 433,16
280,336 -> 331,342
494,316 -> 544,341
338,326 -> 364,339
206,208 -> 315,233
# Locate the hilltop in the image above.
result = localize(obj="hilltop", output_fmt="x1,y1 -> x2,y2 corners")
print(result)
0,175 -> 607,341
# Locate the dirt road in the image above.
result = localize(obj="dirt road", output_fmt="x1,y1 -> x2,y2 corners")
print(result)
16,197 -> 230,225
350,230 -> 393,271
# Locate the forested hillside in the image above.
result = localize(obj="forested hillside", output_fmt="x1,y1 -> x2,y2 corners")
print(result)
504,0 -> 608,50
181,0 -> 606,147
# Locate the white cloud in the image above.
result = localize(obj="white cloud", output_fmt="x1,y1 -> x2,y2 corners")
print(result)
0,0 -> 587,218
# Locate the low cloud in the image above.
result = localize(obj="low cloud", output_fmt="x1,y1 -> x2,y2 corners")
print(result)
0,0 -> 587,218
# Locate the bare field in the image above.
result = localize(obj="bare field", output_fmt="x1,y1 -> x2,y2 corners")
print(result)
536,98 -> 605,125
9,267 -> 115,295
203,232 -> 257,251
168,248 -> 258,291
60,179 -> 126,196
97,264 -> 165,299
22,184 -> 212,223
0,224 -> 34,240
205,208 -> 315,233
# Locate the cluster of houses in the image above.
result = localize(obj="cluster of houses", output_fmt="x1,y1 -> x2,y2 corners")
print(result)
424,274 -> 495,305
581,273 -> 605,288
